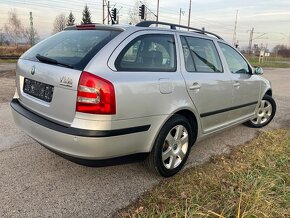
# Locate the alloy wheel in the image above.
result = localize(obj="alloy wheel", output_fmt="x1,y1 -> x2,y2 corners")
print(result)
251,100 -> 273,125
162,125 -> 189,169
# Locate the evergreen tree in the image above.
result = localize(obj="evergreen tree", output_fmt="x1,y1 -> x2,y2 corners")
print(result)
82,4 -> 92,24
67,11 -> 75,26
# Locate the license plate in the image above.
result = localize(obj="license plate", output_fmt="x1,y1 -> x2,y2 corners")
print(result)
23,78 -> 54,102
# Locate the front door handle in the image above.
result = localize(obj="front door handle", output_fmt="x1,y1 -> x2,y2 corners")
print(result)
233,81 -> 240,88
189,82 -> 201,90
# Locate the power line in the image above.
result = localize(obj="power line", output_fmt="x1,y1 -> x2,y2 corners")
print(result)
0,0 -> 260,33
0,0 -> 286,47
1,0 -> 103,15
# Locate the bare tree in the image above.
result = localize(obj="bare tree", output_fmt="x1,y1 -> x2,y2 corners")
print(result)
128,1 -> 140,24
52,13 -> 67,34
2,9 -> 39,46
0,28 -> 6,45
4,10 -> 23,46
23,27 -> 39,45
272,44 -> 287,54
128,0 -> 155,24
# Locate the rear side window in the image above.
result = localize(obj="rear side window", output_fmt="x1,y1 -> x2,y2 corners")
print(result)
115,34 -> 176,72
21,30 -> 121,70
181,36 -> 223,73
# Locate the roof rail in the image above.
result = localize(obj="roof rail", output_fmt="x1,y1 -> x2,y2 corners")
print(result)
136,21 -> 223,40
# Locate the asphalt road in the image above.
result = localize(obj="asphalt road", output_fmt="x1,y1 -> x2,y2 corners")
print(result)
0,66 -> 289,217
0,63 -> 16,73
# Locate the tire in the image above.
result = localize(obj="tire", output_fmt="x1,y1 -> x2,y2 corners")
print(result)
244,94 -> 276,128
145,115 -> 194,177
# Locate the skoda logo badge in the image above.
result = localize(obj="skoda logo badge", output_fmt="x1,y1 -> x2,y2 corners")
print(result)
31,66 -> 36,75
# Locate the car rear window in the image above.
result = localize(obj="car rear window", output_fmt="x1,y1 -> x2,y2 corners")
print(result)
21,29 -> 121,70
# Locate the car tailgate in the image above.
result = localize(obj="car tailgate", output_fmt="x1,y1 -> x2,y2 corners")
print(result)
15,59 -> 81,126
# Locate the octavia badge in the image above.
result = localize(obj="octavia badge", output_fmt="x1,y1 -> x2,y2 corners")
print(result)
31,65 -> 36,75
60,76 -> 73,87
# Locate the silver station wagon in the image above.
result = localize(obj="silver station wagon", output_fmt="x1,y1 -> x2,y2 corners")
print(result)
11,21 -> 276,177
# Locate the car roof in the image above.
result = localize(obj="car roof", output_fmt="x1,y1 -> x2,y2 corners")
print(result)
65,21 -> 224,41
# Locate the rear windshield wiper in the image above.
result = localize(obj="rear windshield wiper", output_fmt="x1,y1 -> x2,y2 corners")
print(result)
36,54 -> 74,69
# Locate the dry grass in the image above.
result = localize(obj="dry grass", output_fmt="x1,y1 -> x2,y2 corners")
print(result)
119,129 -> 290,218
0,45 -> 30,57
245,55 -> 290,68
250,61 -> 290,68
0,59 -> 17,63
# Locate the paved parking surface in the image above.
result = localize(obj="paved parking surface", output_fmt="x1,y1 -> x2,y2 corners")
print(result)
0,67 -> 289,217
0,63 -> 16,72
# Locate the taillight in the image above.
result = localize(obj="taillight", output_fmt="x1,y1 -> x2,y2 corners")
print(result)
76,71 -> 116,114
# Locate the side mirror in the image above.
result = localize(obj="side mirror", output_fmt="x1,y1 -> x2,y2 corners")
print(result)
254,67 -> 263,75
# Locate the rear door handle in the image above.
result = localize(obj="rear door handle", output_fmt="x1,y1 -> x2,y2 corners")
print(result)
189,82 -> 201,90
233,81 -> 240,88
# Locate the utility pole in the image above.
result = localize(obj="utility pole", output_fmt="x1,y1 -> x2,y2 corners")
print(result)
102,0 -> 105,24
104,0 -> 116,25
179,8 -> 182,26
232,10 -> 238,46
248,27 -> 254,54
156,0 -> 160,26
107,1 -> 110,24
179,8 -> 185,28
187,0 -> 192,29
29,12 -> 34,46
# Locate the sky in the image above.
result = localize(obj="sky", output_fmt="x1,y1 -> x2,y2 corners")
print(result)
0,0 -> 289,50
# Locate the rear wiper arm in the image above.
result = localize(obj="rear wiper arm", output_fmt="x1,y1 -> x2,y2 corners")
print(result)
36,54 -> 74,69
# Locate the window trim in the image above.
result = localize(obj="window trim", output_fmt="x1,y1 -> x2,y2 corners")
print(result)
218,41 -> 252,75
180,35 -> 224,73
115,33 -> 177,72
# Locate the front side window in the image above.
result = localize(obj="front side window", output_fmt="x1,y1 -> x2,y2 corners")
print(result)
218,42 -> 251,74
115,34 -> 176,72
181,36 -> 223,73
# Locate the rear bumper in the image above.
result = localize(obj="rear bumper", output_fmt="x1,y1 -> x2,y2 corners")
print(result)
10,99 -> 153,159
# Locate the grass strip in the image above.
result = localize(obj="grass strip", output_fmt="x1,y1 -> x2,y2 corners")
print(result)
119,129 -> 290,218
0,59 -> 18,63
250,61 -> 290,68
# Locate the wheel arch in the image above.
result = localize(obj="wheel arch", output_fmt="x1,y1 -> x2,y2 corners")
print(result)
145,109 -> 200,176
174,109 -> 198,145
265,89 -> 272,97
148,107 -> 200,153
